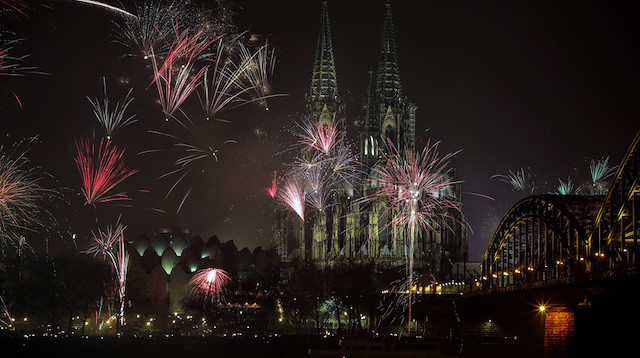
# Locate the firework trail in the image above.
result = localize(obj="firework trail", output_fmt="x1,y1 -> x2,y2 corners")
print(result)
84,217 -> 129,326
0,137 -> 52,248
266,171 -> 277,198
583,156 -> 616,195
87,77 -> 136,139
180,0 -> 241,43
491,168 -> 536,194
296,115 -> 341,154
365,139 -> 462,334
234,40 -> 284,110
141,129 -> 236,213
0,294 -> 12,327
197,40 -> 259,121
1,0 -> 30,17
74,132 -> 138,206
150,27 -> 218,122
326,143 -> 361,188
0,0 -> 51,19
110,0 -> 186,59
276,116 -> 362,221
370,140 -> 462,232
377,270 -> 421,326
279,179 -> 305,220
1,38 -> 47,107
71,0 -> 137,19
188,268 -> 231,304
0,39 -> 43,77
556,177 -> 577,195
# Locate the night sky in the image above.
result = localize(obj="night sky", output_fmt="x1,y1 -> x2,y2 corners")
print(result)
2,0 -> 639,261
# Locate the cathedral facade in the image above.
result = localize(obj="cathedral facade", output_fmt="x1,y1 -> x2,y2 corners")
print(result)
272,1 -> 468,280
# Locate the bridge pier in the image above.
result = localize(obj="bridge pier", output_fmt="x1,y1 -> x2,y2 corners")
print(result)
543,305 -> 574,358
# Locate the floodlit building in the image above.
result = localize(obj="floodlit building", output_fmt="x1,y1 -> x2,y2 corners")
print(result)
272,1 -> 468,281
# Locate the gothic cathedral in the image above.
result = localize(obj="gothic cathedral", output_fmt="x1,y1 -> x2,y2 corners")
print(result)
272,1 -> 468,280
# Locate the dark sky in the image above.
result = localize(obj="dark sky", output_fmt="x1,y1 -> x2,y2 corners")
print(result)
2,0 -> 639,260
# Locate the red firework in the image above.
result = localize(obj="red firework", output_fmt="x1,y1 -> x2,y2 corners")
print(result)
279,179 -> 305,221
74,133 -> 137,206
370,139 -> 462,232
266,171 -> 277,198
150,27 -> 219,121
188,268 -> 231,304
298,115 -> 341,154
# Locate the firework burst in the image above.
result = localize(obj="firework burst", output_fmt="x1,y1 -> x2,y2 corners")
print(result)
187,268 -> 231,304
150,27 -> 218,122
279,179 -> 305,220
110,0 -> 185,59
276,116 -> 362,219
365,139 -> 462,334
234,40 -> 284,110
0,39 -> 43,77
296,115 -> 341,154
556,177 -> 577,195
198,40 -> 255,120
266,170 -> 277,198
491,167 -> 536,194
84,218 -> 129,325
370,140 -> 462,232
87,77 -> 136,139
74,132 -> 138,206
0,137 -> 52,248
583,156 -> 616,195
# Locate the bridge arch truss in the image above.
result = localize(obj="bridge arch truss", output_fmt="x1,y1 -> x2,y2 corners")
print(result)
481,131 -> 640,291
481,195 -> 602,291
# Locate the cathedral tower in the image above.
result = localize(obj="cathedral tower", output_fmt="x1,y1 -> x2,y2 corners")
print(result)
361,0 -> 417,170
305,0 -> 346,130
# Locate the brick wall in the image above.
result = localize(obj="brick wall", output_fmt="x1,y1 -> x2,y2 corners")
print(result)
544,306 -> 574,357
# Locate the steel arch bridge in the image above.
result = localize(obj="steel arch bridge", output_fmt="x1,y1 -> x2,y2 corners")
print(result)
481,131 -> 640,292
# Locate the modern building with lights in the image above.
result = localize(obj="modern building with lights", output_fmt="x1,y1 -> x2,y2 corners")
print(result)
126,227 -> 279,316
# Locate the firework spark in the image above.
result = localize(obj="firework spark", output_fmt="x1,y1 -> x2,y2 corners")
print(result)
0,137 -> 52,248
110,0 -> 185,59
150,27 -> 218,122
556,177 -> 577,195
72,0 -> 137,19
188,268 -> 231,304
0,39 -> 42,77
370,140 -> 462,232
141,129 -> 236,213
366,139 -> 462,334
0,294 -> 12,327
74,132 -> 138,206
297,115 -> 341,154
234,40 -> 284,110
583,156 -> 616,195
84,218 -> 129,325
277,117 -> 361,217
279,179 -> 305,220
491,168 -> 536,194
266,171 -> 277,198
0,0 -> 50,18
87,77 -> 136,139
198,40 -> 258,121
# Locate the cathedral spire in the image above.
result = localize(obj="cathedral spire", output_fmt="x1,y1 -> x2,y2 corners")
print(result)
375,0 -> 402,105
309,0 -> 338,101
306,1 -> 345,129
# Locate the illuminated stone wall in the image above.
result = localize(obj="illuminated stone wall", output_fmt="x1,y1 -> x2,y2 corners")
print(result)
544,306 -> 575,357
